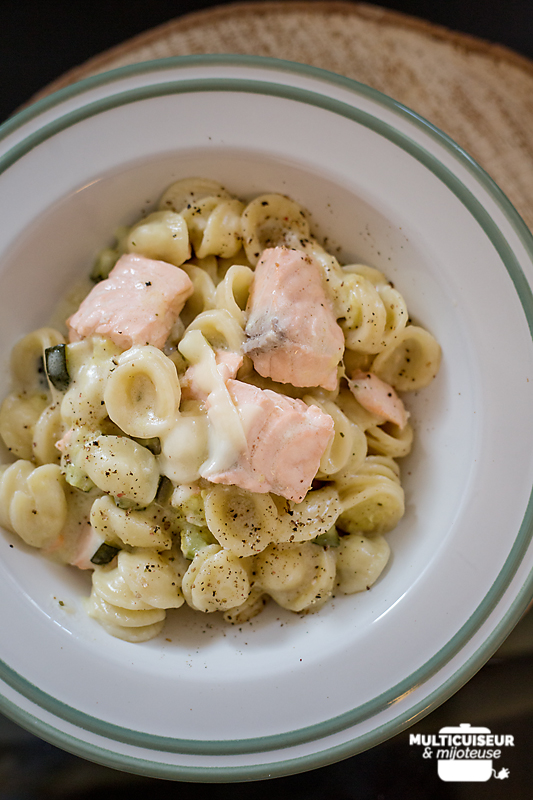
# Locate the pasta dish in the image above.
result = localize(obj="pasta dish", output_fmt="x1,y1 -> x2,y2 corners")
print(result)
0,178 -> 441,642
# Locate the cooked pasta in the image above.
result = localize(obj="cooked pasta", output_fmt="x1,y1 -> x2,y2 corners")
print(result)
178,263 -> 217,327
0,460 -> 68,548
241,193 -> 310,264
0,391 -> 48,460
90,495 -> 175,550
159,178 -> 243,260
0,178 -> 441,641
214,264 -> 254,328
32,402 -> 63,465
254,542 -> 337,612
181,544 -> 252,612
203,484 -> 282,556
104,345 -> 181,438
335,533 -> 391,594
126,210 -> 190,267
83,435 -> 160,505
10,327 -> 65,393
86,547 -> 187,642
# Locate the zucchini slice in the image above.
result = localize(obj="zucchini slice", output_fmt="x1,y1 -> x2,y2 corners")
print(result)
90,543 -> 121,565
44,343 -> 70,391
155,475 -> 173,505
313,527 -> 340,548
180,524 -> 218,560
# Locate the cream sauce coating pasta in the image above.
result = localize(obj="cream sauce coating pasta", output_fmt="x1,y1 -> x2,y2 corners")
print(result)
0,178 -> 441,642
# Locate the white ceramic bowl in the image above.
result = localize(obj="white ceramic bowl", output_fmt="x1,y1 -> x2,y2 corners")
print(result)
1,55 -> 533,782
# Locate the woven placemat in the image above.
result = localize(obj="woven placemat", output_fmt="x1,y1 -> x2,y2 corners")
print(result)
30,0 -> 533,232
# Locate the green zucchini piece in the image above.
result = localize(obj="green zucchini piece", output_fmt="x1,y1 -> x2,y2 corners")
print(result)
44,343 -> 70,391
64,462 -> 95,492
313,527 -> 340,548
90,542 -> 121,565
180,524 -> 217,560
155,475 -> 173,505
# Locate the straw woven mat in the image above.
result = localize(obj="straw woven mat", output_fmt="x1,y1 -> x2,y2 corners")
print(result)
32,0 -> 533,232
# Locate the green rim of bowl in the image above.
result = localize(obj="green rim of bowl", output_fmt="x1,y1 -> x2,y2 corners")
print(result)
1,55 -> 533,781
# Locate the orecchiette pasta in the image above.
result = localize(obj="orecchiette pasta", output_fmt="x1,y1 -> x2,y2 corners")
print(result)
365,419 -> 414,459
82,435 -> 160,505
254,542 -> 337,612
88,563 -> 164,642
204,484 -> 282,556
372,325 -> 442,391
86,547 -> 188,642
337,457 -> 405,535
10,327 -> 64,394
0,391 -> 49,460
223,587 -> 267,625
61,338 -> 122,429
159,177 -> 231,212
0,178 -> 441,641
241,193 -> 311,264
179,263 -> 217,327
214,264 -> 254,328
159,178 -> 244,260
338,272 -> 388,353
126,210 -> 190,266
0,461 -> 67,548
335,533 -> 390,594
32,402 -> 63,465
275,486 -> 343,544
116,548 -> 186,609
184,308 -> 245,353
344,265 -> 408,349
181,544 -> 252,612
90,495 -> 175,550
181,196 -> 245,260
104,345 -> 181,438
86,584 -> 167,642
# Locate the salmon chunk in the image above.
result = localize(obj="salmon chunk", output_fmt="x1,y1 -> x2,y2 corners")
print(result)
67,254 -> 193,349
205,379 -> 334,502
68,523 -> 106,570
348,371 -> 409,429
215,350 -> 244,382
243,247 -> 344,391
181,350 -> 244,402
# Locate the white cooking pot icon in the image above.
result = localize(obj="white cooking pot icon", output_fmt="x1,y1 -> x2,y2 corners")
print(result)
437,723 -> 493,782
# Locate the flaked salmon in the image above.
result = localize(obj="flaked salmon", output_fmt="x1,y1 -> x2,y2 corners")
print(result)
181,349 -> 244,403
205,379 -> 334,502
68,523 -> 106,570
348,370 -> 409,429
243,247 -> 344,391
67,253 -> 193,350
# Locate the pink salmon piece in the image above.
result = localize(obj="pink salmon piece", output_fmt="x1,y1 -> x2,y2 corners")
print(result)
43,519 -> 100,570
348,370 -> 409,429
215,350 -> 244,382
244,247 -> 344,391
181,349 -> 244,402
205,379 -> 334,502
55,428 -> 73,454
69,523 -> 106,570
67,253 -> 193,349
